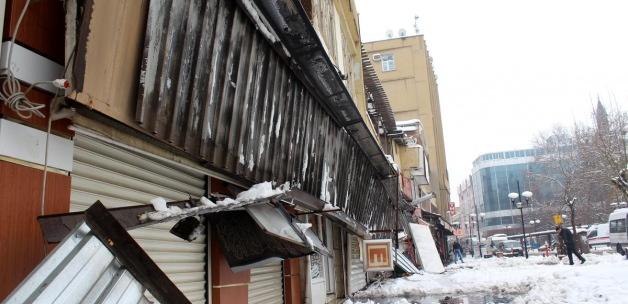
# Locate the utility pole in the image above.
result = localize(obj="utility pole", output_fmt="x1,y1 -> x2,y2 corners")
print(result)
466,219 -> 474,257
473,203 -> 483,258
517,181 -> 529,259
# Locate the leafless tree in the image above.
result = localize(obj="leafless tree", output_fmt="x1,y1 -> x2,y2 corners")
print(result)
528,102 -> 626,252
574,101 -> 628,202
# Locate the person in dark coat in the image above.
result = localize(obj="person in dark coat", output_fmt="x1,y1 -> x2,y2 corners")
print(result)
452,240 -> 464,264
555,225 -> 586,265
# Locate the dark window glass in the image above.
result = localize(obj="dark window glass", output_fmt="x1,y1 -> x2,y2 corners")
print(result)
486,217 -> 502,226
501,216 -> 514,225
610,219 -> 626,233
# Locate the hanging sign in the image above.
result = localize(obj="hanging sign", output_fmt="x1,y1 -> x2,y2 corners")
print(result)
363,239 -> 394,271
448,202 -> 456,215
552,214 -> 564,225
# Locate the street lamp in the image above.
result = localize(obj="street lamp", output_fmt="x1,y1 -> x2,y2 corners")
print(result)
529,219 -> 540,232
509,190 -> 533,259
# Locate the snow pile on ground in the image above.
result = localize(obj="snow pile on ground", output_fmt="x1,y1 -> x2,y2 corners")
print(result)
353,253 -> 628,303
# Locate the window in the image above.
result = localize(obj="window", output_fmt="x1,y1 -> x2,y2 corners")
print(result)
610,219 -> 626,233
381,54 -> 395,72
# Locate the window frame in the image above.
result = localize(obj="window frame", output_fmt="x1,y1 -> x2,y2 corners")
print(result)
381,54 -> 395,72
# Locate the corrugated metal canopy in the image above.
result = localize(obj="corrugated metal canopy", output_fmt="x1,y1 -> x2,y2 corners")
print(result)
361,47 -> 397,133
135,0 -> 397,232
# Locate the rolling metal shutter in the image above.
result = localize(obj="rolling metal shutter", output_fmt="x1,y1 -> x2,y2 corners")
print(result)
70,134 -> 207,303
348,235 -> 366,294
248,261 -> 284,304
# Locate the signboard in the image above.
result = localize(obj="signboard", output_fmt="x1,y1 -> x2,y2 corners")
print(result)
448,202 -> 456,215
363,239 -> 394,272
552,214 -> 564,225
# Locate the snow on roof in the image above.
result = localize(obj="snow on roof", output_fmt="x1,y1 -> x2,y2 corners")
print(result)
397,125 -> 418,132
396,119 -> 421,126
236,181 -> 289,202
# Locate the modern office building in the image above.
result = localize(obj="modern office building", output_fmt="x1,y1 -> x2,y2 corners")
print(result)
471,148 -> 561,235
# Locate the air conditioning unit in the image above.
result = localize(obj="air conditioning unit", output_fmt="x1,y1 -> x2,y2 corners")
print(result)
372,53 -> 382,62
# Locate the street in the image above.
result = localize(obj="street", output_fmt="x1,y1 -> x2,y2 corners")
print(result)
350,253 -> 627,304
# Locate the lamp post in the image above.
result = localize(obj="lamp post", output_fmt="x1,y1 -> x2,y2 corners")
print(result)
470,212 -> 484,258
529,219 -> 540,232
509,190 -> 533,259
465,221 -> 474,257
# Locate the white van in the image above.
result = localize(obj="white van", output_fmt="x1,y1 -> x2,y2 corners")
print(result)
609,208 -> 628,251
587,223 -> 610,249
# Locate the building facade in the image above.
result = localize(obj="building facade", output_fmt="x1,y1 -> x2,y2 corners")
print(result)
363,36 -> 450,218
470,148 -> 560,236
0,0 -> 415,303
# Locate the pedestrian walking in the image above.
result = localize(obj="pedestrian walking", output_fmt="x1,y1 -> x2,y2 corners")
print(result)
453,240 -> 464,264
555,225 -> 586,265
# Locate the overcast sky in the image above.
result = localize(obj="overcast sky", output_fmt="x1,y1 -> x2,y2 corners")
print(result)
356,0 -> 628,199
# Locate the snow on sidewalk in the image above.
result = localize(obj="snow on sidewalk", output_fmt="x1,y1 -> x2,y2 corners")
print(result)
352,253 -> 628,304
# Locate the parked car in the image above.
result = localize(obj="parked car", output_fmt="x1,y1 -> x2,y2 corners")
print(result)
498,240 -> 523,257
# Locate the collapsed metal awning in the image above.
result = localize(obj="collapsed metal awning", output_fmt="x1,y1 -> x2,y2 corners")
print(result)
37,189 -> 348,271
392,248 -> 420,274
421,209 -> 454,235
210,204 -> 331,272
6,202 -> 190,304
39,189 -> 368,242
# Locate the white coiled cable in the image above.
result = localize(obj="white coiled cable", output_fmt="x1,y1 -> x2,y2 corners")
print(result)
0,0 -> 46,119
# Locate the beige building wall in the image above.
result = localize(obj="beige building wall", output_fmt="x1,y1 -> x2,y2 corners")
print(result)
364,36 -> 450,216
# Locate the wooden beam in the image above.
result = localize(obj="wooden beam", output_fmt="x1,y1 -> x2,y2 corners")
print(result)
84,201 -> 191,304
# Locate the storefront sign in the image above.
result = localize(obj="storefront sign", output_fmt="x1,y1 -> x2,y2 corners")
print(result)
363,239 -> 394,271
448,202 -> 456,215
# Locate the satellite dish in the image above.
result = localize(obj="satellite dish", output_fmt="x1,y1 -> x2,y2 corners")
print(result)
385,30 -> 393,38
399,28 -> 407,37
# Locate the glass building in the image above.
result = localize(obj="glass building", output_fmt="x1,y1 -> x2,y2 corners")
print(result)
471,148 -> 560,233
